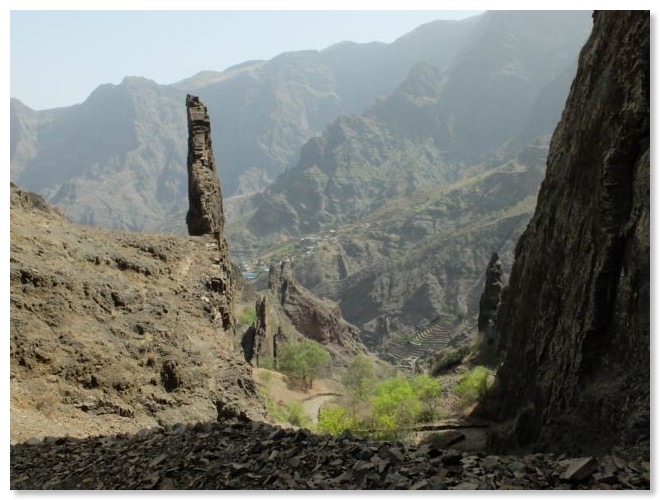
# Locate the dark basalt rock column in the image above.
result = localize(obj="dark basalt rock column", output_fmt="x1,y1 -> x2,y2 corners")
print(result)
185,94 -> 235,332
185,94 -> 225,237
241,297 -> 273,366
477,252 -> 502,335
481,11 -> 649,457
476,252 -> 502,363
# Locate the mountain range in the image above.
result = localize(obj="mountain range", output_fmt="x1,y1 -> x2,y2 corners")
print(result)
224,11 -> 592,344
11,11 -> 591,235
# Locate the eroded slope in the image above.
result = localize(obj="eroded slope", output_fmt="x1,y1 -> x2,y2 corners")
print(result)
10,184 -> 263,443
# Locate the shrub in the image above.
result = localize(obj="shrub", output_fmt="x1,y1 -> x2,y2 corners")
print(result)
259,357 -> 276,370
371,377 -> 422,429
283,401 -> 311,428
265,397 -> 287,423
408,374 -> 444,421
317,406 -> 359,436
455,365 -> 490,404
277,340 -> 331,389
265,398 -> 311,429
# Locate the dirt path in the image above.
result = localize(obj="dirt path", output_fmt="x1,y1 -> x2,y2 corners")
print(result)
254,369 -> 343,426
301,394 -> 340,423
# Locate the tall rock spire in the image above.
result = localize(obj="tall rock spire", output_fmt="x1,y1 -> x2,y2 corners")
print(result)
185,94 -> 225,237
476,252 -> 503,363
185,94 -> 235,332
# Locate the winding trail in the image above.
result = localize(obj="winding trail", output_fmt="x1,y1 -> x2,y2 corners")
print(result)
301,393 -> 341,423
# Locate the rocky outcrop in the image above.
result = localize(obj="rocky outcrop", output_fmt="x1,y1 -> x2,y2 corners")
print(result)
476,252 -> 503,360
241,297 -> 273,366
10,182 -> 63,215
10,420 -> 650,489
477,252 -> 502,333
9,184 -> 264,443
185,94 -> 235,332
185,94 -> 225,237
269,261 -> 366,357
481,12 -> 649,458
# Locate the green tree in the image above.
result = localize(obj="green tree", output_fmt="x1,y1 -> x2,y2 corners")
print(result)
342,354 -> 375,401
277,340 -> 331,389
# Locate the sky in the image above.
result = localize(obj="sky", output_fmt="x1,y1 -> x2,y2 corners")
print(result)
10,8 -> 482,110
8,1 -> 656,110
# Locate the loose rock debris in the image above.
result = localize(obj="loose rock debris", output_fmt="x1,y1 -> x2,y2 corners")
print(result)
10,420 -> 650,490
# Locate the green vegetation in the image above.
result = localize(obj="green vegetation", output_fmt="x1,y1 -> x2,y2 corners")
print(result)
455,365 -> 491,405
237,305 -> 257,326
259,357 -> 276,371
282,401 -> 311,428
316,373 -> 444,440
265,398 -> 312,429
370,375 -> 443,435
265,397 -> 287,423
317,406 -> 359,436
408,374 -> 444,420
342,354 -> 375,401
401,331 -> 416,344
256,369 -> 272,385
277,340 -> 331,389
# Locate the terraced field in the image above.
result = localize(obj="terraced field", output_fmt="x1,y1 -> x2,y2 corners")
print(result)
380,316 -> 466,370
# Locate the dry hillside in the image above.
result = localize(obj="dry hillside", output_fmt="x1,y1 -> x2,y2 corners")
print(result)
10,183 -> 264,443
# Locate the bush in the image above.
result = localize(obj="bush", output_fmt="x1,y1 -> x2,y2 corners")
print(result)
371,377 -> 422,430
317,406 -> 359,436
265,398 -> 311,429
265,397 -> 287,423
259,357 -> 276,370
283,401 -> 311,428
408,374 -> 444,421
369,374 -> 444,436
455,366 -> 490,404
277,340 -> 331,389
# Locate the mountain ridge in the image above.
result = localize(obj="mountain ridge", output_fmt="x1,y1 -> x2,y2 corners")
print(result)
10,11 -> 591,235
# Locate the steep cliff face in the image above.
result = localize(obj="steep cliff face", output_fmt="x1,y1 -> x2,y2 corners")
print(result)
482,11 -> 649,457
240,297 -> 276,366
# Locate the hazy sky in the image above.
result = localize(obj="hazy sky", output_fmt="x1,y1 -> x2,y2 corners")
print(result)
10,9 -> 482,110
